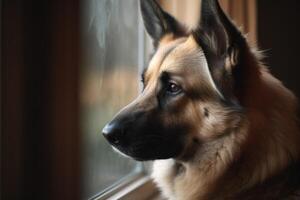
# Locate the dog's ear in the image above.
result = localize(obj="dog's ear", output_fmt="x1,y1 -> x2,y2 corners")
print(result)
193,0 -> 246,100
140,0 -> 185,47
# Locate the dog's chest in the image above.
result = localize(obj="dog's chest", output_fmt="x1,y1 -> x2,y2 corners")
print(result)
152,160 -> 177,199
151,160 -> 211,200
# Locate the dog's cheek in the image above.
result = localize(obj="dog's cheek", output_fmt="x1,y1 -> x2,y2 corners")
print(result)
158,101 -> 199,156
197,103 -> 242,139
157,124 -> 189,160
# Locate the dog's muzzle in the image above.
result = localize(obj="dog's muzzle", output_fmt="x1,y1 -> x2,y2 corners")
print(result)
102,103 -> 186,161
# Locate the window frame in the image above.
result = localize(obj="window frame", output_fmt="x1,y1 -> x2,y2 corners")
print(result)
1,0 -> 81,199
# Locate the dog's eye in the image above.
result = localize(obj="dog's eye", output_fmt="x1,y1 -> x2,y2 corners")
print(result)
166,82 -> 182,95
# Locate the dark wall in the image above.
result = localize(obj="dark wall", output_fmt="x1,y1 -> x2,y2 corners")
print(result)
1,0 -> 81,199
257,0 -> 300,98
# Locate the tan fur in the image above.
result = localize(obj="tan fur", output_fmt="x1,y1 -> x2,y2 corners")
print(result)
150,35 -> 300,199
146,36 -> 222,98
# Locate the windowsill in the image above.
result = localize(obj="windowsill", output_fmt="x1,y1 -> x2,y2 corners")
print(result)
106,176 -> 159,200
90,174 -> 161,200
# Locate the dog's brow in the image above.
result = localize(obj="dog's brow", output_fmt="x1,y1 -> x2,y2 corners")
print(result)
145,38 -> 188,82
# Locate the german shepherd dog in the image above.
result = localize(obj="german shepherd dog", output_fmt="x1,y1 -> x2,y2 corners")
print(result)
103,0 -> 300,199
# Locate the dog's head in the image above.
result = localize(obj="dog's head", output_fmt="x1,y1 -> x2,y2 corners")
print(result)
103,0 -> 247,161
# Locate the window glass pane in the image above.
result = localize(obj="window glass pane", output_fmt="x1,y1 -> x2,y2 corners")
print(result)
81,0 -> 141,198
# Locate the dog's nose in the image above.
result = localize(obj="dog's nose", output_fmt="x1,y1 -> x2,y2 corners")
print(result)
102,122 -> 123,145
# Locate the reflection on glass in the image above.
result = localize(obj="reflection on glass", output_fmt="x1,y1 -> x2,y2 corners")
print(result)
81,0 -> 141,198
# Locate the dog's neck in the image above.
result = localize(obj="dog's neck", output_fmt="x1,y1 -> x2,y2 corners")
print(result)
190,68 -> 300,199
170,112 -> 299,199
174,119 -> 249,199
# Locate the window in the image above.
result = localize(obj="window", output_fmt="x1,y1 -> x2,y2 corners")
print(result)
81,0 -> 148,199
1,0 -> 257,200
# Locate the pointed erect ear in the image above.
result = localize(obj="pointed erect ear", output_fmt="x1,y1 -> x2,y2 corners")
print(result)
140,0 -> 185,47
193,0 -> 246,100
195,0 -> 227,56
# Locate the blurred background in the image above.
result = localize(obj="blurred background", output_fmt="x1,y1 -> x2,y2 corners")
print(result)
2,0 -> 300,199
